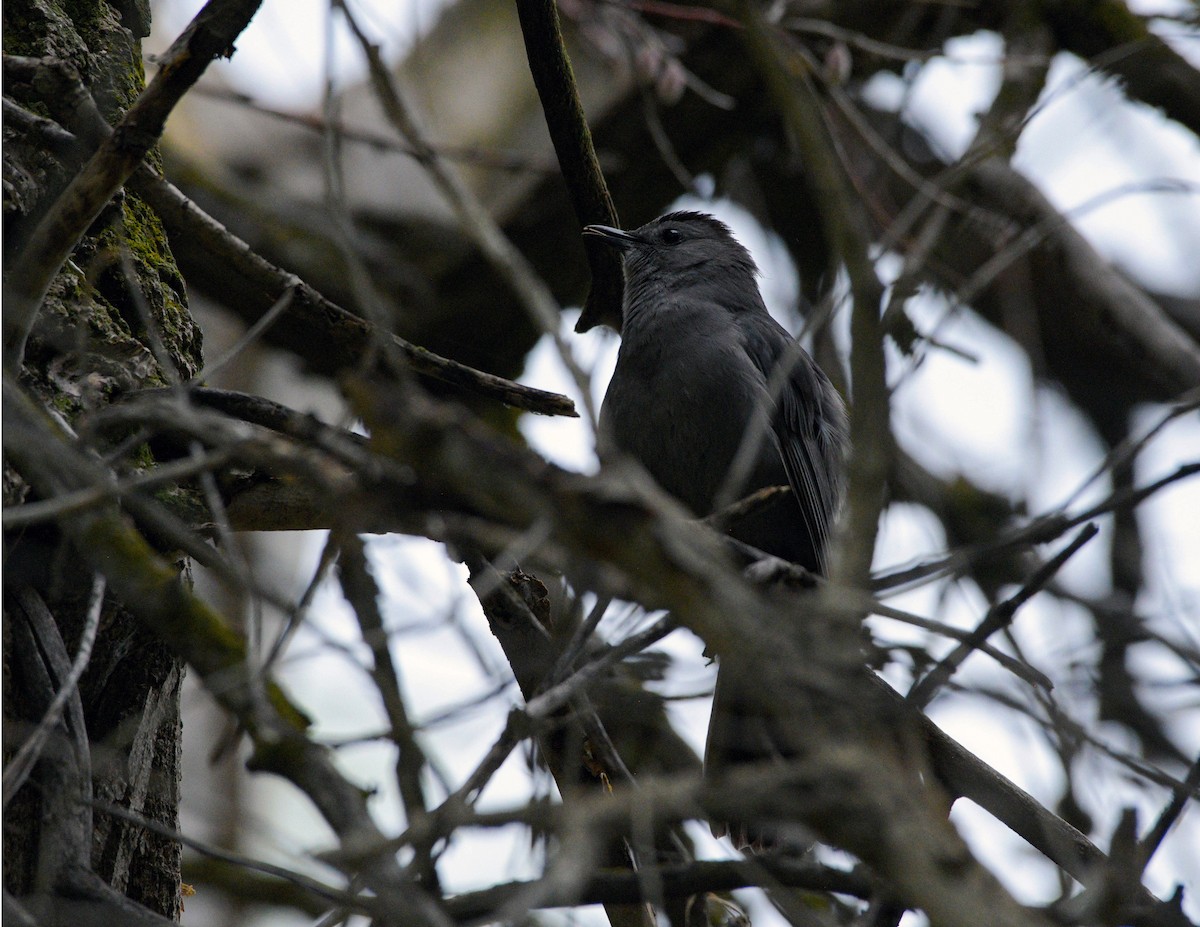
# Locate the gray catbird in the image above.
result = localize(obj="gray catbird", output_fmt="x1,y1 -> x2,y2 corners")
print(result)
583,210 -> 848,845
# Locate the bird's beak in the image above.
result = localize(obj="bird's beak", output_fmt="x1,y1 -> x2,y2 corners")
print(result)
582,224 -> 639,251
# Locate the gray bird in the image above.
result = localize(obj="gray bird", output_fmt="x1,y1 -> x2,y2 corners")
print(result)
583,210 -> 848,845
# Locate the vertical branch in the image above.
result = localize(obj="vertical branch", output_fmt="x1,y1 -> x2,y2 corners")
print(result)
514,0 -> 625,332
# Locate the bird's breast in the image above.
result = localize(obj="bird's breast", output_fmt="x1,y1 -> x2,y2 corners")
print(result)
602,319 -> 770,516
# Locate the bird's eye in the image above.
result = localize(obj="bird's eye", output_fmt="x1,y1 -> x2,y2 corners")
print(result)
660,228 -> 684,245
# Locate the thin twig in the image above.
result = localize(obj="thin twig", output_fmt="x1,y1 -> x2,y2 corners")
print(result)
318,51 -> 398,373
881,9 -> 1053,353
864,593 -> 1053,691
527,617 -> 674,718
874,464 -> 1200,593
1060,388 -> 1200,511
705,484 -> 792,529
954,177 -> 1200,312
1136,756 -> 1200,876
968,683 -> 1199,799
91,800 -> 370,913
547,594 -> 614,686
187,83 -> 561,173
194,283 -> 299,384
136,163 -> 578,415
907,523 -> 1099,708
261,532 -> 340,677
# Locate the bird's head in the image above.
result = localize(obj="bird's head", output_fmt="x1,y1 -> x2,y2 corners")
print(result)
583,211 -> 759,284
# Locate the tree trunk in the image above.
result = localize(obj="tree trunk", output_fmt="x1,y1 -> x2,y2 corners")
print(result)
3,1 -> 200,921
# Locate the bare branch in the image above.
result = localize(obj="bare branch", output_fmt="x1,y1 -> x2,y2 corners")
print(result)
135,168 -> 578,416
337,534 -> 438,888
875,464 -> 1200,593
338,0 -> 597,425
907,523 -> 1099,708
444,856 -> 873,920
0,78 -> 578,416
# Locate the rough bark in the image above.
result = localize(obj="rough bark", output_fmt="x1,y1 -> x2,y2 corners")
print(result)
3,1 -> 192,919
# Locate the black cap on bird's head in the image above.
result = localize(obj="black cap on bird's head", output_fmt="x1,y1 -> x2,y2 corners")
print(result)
583,211 -> 759,280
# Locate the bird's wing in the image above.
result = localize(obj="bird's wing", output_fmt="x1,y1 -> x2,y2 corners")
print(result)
742,316 -> 848,573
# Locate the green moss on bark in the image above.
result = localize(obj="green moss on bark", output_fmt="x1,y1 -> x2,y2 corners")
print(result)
3,2 -> 199,920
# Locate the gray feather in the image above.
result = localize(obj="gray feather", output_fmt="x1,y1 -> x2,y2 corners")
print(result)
583,211 -> 849,849
591,210 -> 847,571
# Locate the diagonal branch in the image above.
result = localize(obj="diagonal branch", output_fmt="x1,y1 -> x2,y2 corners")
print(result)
2,576 -> 105,807
3,0 -> 265,369
2,72 -> 577,417
137,169 -> 577,415
907,523 -> 1099,708
735,6 -> 890,594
